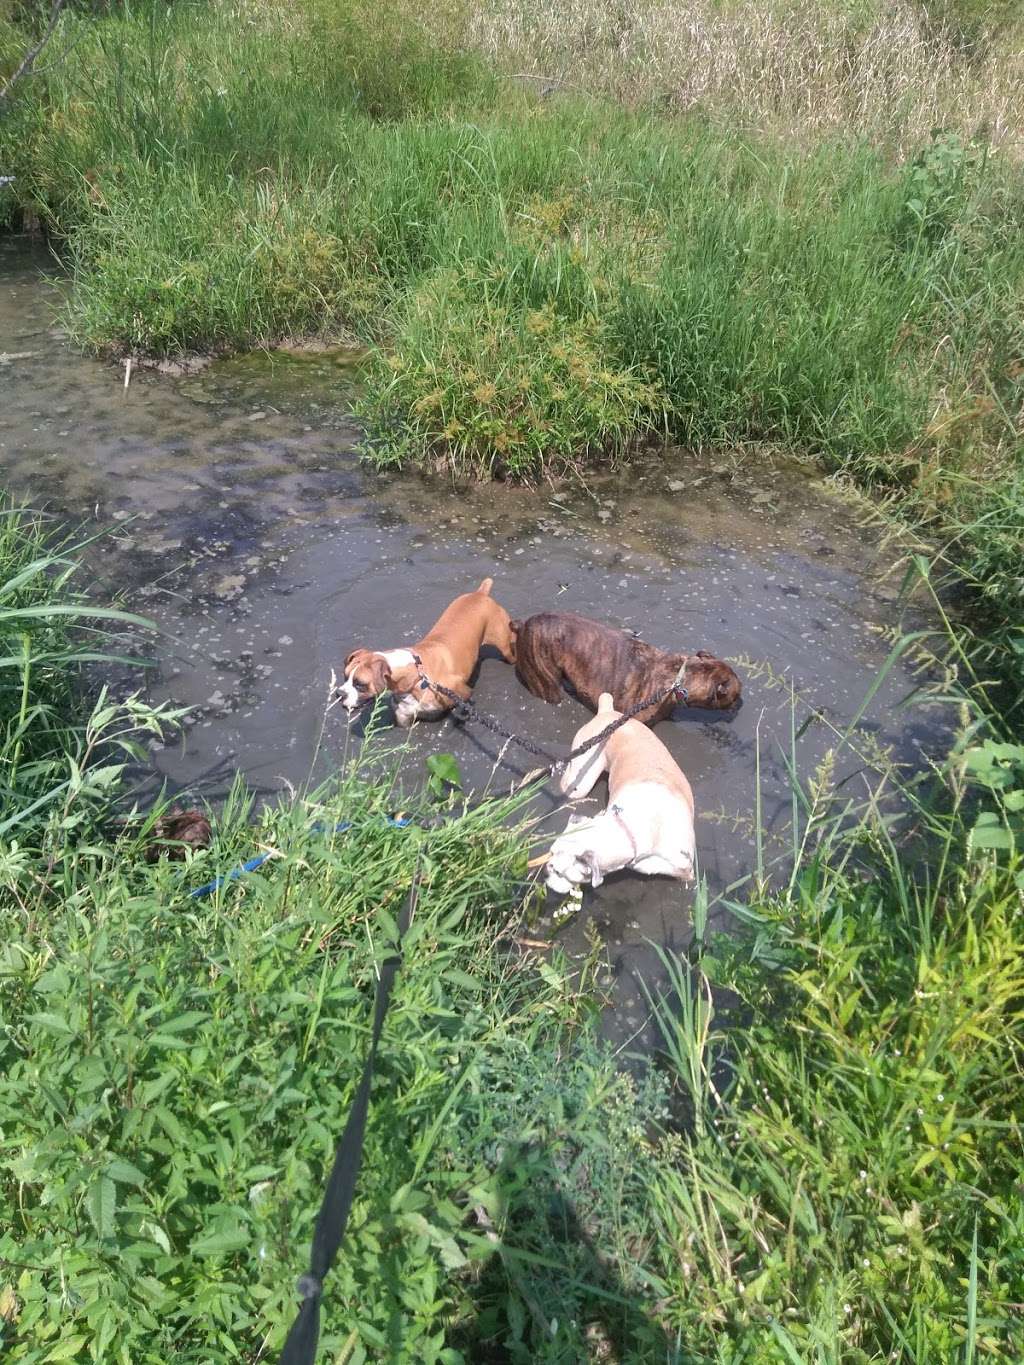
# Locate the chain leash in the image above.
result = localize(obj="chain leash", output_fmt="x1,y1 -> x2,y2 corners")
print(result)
410,655 -> 688,774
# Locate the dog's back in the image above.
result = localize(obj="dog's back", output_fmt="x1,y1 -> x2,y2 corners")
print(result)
582,693 -> 693,807
423,578 -> 515,666
513,611 -> 674,715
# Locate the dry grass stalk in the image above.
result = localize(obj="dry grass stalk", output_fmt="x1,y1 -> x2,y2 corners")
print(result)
469,0 -> 1024,157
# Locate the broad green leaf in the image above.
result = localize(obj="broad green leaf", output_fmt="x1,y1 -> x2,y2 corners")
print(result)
106,1159 -> 146,1188
191,1225 -> 250,1257
87,1176 -> 116,1239
44,1336 -> 89,1361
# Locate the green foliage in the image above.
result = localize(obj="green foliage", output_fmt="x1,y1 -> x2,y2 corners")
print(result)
0,503 -> 177,839
362,276 -> 665,478
963,739 -> 1024,857
643,790 -> 1024,1361
897,128 -> 981,246
0,769 -> 664,1364
425,751 -> 462,797
3,2 -> 1022,485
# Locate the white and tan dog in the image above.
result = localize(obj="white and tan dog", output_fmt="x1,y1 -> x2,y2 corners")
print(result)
338,578 -> 515,729
545,693 -> 696,894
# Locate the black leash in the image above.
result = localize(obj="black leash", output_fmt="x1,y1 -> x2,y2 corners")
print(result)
277,868 -> 421,1365
410,655 -> 688,773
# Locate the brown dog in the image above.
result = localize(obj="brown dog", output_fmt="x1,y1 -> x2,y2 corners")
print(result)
339,578 -> 515,727
512,611 -> 741,724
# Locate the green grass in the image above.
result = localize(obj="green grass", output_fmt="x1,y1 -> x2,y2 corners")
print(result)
2,765 -> 656,1363
0,502 -> 179,841
642,788 -> 1024,1360
2,1 -> 1022,655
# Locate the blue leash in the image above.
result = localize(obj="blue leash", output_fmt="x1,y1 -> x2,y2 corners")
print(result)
188,815 -> 413,899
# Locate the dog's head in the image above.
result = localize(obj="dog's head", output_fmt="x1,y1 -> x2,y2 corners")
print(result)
677,652 -> 742,710
545,843 -> 604,894
337,648 -> 392,714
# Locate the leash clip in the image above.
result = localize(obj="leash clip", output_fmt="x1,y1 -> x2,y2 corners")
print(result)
411,652 -> 432,692
671,660 -> 689,704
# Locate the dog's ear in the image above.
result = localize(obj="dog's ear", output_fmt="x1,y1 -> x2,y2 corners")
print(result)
368,656 -> 392,692
582,850 -> 604,889
343,648 -> 361,672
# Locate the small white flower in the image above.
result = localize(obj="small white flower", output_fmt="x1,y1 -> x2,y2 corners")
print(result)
863,1258 -> 870,1267
859,1170 -> 867,1180
937,1093 -> 944,1102
844,1303 -> 852,1314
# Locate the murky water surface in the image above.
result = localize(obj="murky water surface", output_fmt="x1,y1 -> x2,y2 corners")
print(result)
1,239 -> 950,1054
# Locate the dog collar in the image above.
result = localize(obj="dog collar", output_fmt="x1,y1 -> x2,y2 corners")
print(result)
609,803 -> 639,860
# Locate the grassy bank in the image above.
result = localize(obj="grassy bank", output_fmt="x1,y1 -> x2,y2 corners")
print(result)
2,0 -> 1022,648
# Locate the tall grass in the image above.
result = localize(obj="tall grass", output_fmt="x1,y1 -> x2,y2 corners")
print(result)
3,4 -> 1023,482
639,747 -> 1024,1359
470,0 -> 1024,156
0,502 -> 175,841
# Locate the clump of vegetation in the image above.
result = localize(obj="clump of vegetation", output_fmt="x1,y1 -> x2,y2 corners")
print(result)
640,775 -> 1024,1359
2,762 -> 657,1362
362,276 -> 665,478
0,502 -> 175,842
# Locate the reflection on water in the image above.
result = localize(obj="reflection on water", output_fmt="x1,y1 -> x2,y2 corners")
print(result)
0,236 -> 952,1056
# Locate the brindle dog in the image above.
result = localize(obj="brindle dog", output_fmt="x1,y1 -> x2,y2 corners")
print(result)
512,611 -> 741,725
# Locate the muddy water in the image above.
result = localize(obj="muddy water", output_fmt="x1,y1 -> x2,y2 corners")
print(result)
1,238 -> 950,1055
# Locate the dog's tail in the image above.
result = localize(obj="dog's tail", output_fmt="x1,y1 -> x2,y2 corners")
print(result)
597,691 -> 615,714
476,577 -> 494,596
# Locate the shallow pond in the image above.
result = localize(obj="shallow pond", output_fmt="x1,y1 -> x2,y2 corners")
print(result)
1,238 -> 951,1055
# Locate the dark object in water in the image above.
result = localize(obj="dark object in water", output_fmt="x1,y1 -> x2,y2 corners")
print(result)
144,807 -> 212,862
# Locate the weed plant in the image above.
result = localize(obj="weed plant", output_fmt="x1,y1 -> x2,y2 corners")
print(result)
0,502 -> 174,841
637,765 -> 1024,1360
0,755 -> 674,1362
